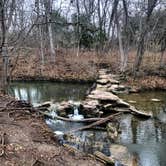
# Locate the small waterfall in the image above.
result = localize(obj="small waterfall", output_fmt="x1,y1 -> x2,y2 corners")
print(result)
70,104 -> 84,120
74,106 -> 79,116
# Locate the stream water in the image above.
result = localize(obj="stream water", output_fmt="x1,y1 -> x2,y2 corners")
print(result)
8,81 -> 90,105
8,82 -> 166,166
118,92 -> 166,166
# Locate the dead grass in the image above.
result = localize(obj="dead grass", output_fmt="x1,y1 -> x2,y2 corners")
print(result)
126,76 -> 166,91
10,49 -> 100,82
105,50 -> 166,76
9,48 -> 166,82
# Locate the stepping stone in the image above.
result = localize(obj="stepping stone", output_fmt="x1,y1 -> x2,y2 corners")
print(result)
109,79 -> 119,84
83,99 -> 99,110
97,79 -> 110,85
116,99 -> 130,108
88,90 -> 120,101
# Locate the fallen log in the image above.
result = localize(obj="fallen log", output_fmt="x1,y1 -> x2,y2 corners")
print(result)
129,106 -> 152,118
0,132 -> 6,157
94,151 -> 114,165
0,107 -> 35,112
68,112 -> 122,133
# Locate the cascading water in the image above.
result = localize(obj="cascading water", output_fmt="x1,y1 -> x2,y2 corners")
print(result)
72,106 -> 84,120
69,103 -> 84,120
46,103 -> 65,135
46,102 -> 84,136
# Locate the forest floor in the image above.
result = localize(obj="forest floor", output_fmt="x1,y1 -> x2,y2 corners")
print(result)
0,95 -> 103,166
10,48 -> 166,90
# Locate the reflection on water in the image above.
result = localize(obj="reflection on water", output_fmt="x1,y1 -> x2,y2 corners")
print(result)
46,117 -> 111,155
119,91 -> 166,117
119,91 -> 166,166
8,82 -> 91,104
119,115 -> 166,166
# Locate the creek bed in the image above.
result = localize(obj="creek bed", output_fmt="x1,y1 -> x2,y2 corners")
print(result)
8,82 -> 166,166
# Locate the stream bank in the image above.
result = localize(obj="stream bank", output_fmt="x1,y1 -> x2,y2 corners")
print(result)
0,96 -> 103,166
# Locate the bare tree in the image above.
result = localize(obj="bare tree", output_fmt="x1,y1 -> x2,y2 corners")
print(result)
0,0 -> 16,93
115,11 -> 127,73
35,0 -> 44,65
134,0 -> 158,76
43,0 -> 55,61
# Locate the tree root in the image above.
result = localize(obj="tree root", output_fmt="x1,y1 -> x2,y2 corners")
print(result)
68,112 -> 122,133
0,132 -> 6,157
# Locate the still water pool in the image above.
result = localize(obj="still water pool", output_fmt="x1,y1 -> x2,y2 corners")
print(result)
8,81 -> 91,104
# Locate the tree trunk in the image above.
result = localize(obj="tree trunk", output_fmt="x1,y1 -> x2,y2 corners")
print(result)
0,1 -> 8,94
39,26 -> 45,65
36,0 -> 44,65
133,0 -> 158,76
48,22 -> 55,61
134,32 -> 146,76
44,0 -> 55,61
76,0 -> 80,57
159,49 -> 165,68
116,13 -> 128,73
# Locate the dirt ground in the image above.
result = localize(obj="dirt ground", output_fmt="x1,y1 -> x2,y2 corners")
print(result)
0,95 -> 103,166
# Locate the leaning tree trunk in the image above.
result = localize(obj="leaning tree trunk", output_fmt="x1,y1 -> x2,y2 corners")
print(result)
159,36 -> 166,68
159,49 -> 166,68
116,12 -> 128,73
134,31 -> 146,77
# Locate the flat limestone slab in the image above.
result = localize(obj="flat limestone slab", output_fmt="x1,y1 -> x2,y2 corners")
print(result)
129,106 -> 152,118
97,79 -> 110,85
83,99 -> 100,109
88,90 -> 120,101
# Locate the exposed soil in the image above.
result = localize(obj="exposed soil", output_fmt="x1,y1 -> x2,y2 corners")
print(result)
0,95 -> 103,166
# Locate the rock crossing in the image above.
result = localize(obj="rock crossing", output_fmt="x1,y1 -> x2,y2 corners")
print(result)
82,69 -> 152,118
38,69 -> 152,119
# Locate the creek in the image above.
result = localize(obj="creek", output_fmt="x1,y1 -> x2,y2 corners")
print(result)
8,82 -> 166,166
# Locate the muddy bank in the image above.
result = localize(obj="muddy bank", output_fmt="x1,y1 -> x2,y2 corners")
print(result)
0,96 -> 103,166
